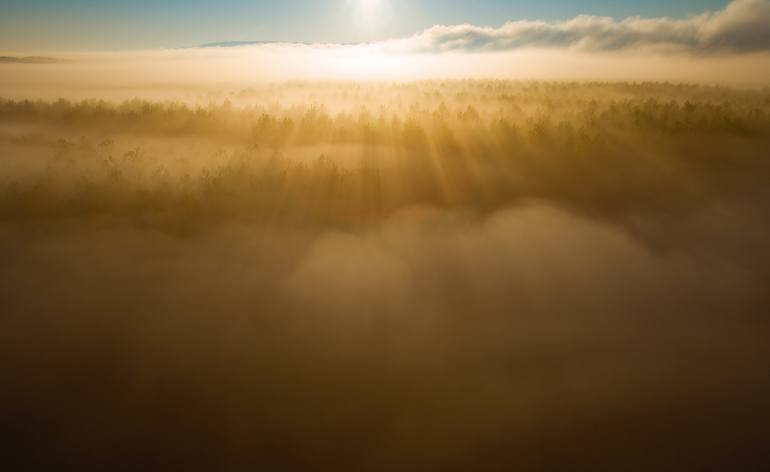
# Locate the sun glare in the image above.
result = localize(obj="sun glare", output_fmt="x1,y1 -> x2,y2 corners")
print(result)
352,0 -> 386,31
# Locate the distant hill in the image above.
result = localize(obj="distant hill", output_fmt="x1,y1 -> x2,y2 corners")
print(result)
0,56 -> 63,64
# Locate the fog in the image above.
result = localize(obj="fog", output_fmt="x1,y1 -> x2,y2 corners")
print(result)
1,45 -> 770,103
3,205 -> 770,469
1,80 -> 769,469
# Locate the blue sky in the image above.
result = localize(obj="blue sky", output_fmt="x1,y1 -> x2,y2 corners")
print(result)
0,0 -> 730,51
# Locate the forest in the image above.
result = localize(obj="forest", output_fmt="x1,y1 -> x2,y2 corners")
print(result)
2,81 -> 770,470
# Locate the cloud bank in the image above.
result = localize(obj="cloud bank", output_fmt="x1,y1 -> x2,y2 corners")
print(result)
394,0 -> 770,54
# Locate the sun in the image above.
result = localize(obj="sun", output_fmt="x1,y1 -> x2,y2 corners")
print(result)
358,0 -> 382,10
351,0 -> 387,31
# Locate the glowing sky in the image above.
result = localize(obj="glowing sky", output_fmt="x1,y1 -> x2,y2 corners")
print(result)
1,0 -> 768,88
1,0 -> 730,51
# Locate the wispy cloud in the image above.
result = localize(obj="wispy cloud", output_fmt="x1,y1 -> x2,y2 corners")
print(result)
390,0 -> 770,54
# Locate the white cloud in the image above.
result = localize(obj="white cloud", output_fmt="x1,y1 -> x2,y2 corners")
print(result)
388,0 -> 770,54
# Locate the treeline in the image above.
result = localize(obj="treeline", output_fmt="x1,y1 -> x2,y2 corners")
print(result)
1,81 -> 770,229
1,82 -> 769,146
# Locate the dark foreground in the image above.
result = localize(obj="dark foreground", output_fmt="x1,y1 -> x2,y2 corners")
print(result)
2,82 -> 770,470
